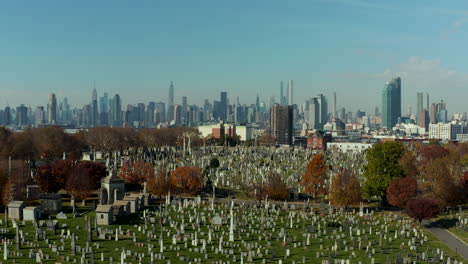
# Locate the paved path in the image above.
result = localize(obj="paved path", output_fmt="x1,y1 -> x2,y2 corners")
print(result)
427,222 -> 468,260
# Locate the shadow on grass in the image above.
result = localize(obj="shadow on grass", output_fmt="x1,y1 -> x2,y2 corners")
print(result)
435,218 -> 458,228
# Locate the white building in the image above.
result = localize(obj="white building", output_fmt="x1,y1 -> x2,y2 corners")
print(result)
429,122 -> 467,141
327,142 -> 373,153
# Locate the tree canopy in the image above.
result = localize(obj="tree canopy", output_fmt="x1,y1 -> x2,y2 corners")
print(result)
363,141 -> 405,204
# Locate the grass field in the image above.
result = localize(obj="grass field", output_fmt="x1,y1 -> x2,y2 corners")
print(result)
0,201 -> 465,263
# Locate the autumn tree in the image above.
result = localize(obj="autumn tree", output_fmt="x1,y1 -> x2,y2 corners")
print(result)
0,169 -> 9,206
386,177 -> 417,208
120,160 -> 154,189
77,161 -> 107,189
399,150 -> 419,178
417,144 -> 449,168
65,166 -> 93,202
406,198 -> 440,224
363,141 -> 405,205
147,168 -> 173,198
171,167 -> 203,195
421,154 -> 465,206
265,171 -> 289,201
35,159 -> 75,193
329,169 -> 361,207
302,153 -> 328,199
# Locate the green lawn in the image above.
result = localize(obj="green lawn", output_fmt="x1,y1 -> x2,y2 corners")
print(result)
0,203 -> 465,263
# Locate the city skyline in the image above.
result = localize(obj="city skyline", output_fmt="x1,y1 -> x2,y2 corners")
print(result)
1,1 -> 468,113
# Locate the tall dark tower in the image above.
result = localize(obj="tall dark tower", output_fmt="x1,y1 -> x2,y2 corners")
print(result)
270,104 -> 294,145
382,77 -> 402,129
48,93 -> 57,124
280,81 -> 284,105
112,94 -> 122,127
167,81 -> 175,121
220,91 -> 227,121
92,86 -> 98,127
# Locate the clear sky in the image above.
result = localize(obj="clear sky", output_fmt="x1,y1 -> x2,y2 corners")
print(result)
1,0 -> 468,114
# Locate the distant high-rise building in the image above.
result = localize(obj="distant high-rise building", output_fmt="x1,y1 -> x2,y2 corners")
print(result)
91,88 -> 98,127
112,94 -> 122,127
220,91 -> 228,121
288,80 -> 294,105
332,92 -> 337,119
316,94 -> 328,128
155,102 -> 166,123
426,93 -> 430,113
34,106 -> 46,126
382,77 -> 401,129
16,104 -> 28,126
280,81 -> 285,105
420,109 -> 429,129
416,92 -> 424,123
48,93 -> 57,124
270,104 -> 294,145
308,98 -> 319,129
167,81 -> 175,121
99,93 -> 109,126
3,107 -> 11,125
182,96 -> 188,124
174,104 -> 182,125
430,103 -> 440,124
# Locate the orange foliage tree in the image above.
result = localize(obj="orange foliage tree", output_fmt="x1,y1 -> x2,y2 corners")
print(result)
147,168 -> 173,198
35,159 -> 75,193
386,177 -> 418,208
329,169 -> 361,207
265,171 -> 289,201
120,160 -> 154,187
399,150 -> 419,178
170,167 -> 203,195
421,154 -> 466,206
302,153 -> 328,199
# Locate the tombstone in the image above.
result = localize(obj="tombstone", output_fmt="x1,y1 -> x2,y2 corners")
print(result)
23,206 -> 41,221
96,205 -> 114,225
56,212 -> 68,220
8,201 -> 26,220
211,216 -> 223,226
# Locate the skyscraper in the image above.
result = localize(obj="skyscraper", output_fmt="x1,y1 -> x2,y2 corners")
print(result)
280,81 -> 284,105
48,93 -> 57,124
168,81 -> 175,121
220,91 -> 227,121
99,93 -> 109,126
34,106 -> 46,126
316,94 -> 328,128
332,92 -> 337,119
16,104 -> 28,126
416,92 -> 423,123
382,77 -> 401,129
3,107 -> 11,125
270,104 -> 294,145
174,104 -> 181,125
91,88 -> 98,127
112,94 -> 122,127
308,97 -> 319,129
288,80 -> 294,105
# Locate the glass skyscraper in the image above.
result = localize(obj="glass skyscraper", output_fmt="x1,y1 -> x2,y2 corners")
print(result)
382,77 -> 401,129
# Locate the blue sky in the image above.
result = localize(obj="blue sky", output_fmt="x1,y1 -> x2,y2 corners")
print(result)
1,0 -> 468,114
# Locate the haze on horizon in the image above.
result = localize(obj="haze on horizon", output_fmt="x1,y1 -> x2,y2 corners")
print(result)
1,0 -> 468,114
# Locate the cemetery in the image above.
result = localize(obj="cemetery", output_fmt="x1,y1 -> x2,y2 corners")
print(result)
0,129 -> 466,263
0,196 -> 465,263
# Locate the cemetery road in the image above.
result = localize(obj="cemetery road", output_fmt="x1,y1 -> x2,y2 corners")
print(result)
427,222 -> 468,260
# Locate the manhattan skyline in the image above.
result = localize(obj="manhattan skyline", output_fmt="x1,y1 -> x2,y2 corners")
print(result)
1,1 -> 468,113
